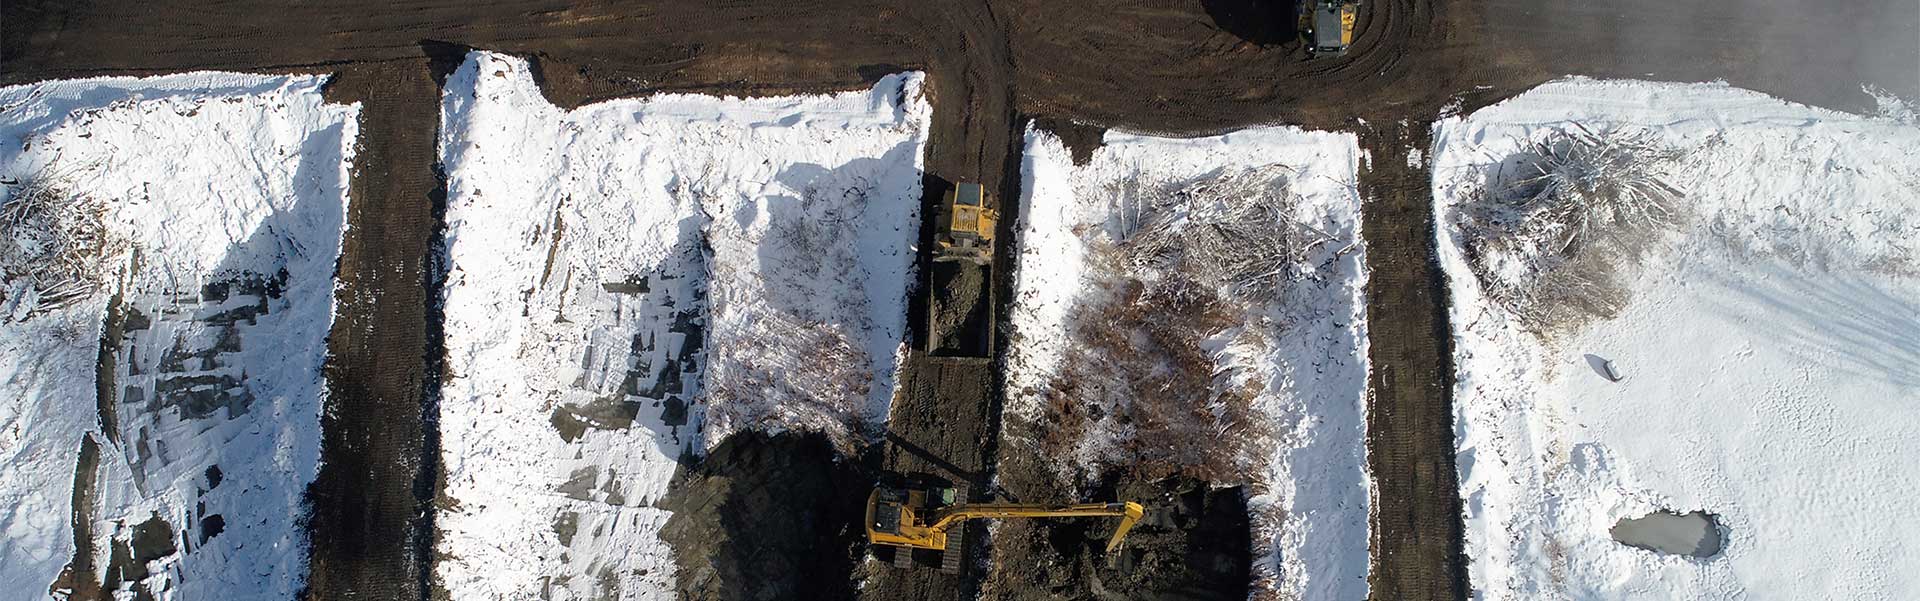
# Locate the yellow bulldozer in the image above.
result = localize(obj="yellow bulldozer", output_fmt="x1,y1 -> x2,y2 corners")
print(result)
1299,0 -> 1358,57
934,182 -> 997,265
867,485 -> 1144,572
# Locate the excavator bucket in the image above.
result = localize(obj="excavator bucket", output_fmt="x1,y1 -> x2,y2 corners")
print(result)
1103,502 -> 1146,553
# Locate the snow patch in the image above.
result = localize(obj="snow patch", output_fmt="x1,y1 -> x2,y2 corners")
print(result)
434,51 -> 927,599
1437,77 -> 1920,600
1010,126 -> 1371,600
0,72 -> 357,599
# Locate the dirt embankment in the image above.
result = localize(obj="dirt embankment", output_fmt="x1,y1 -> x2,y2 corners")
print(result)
659,432 -> 873,601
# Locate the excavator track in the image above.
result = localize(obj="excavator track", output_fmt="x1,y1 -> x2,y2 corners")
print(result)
939,489 -> 967,574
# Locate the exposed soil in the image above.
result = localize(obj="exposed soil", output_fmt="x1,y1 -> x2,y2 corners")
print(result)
47,434 -> 104,601
102,512 -> 177,601
94,279 -> 127,444
1030,118 -> 1107,167
1355,121 -> 1468,601
658,432 -> 873,601
928,261 -> 991,357
861,353 -> 1000,601
6,2 -> 1912,601
984,475 -> 1251,601
300,56 -> 454,601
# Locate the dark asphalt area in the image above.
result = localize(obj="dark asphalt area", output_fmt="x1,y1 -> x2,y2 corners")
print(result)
4,0 -> 1912,600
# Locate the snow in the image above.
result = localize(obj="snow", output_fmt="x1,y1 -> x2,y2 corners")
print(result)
1435,77 -> 1920,600
0,73 -> 357,598
1011,127 -> 1371,599
434,51 -> 928,600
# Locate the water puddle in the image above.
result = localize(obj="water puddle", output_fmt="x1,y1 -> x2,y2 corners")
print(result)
1611,510 -> 1723,557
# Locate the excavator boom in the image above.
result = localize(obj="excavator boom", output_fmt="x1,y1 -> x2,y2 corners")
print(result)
868,487 -> 1145,561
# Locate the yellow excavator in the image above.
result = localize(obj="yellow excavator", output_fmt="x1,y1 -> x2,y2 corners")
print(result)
867,486 -> 1144,572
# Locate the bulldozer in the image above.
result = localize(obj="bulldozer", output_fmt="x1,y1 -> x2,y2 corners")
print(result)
1299,0 -> 1358,57
933,182 -> 997,266
867,485 -> 1144,572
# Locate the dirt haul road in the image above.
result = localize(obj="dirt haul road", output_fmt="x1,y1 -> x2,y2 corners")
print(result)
4,1 -> 1913,600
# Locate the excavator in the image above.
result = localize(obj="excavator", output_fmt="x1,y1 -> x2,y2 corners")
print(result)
867,485 -> 1144,572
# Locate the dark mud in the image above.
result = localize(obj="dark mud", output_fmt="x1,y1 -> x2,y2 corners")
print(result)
985,476 -> 1251,601
928,261 -> 991,357
94,278 -> 128,444
861,353 -> 999,601
1356,122 -> 1468,601
301,56 -> 454,601
102,513 -> 178,600
48,435 -> 104,600
659,432 -> 872,601
1031,118 -> 1107,167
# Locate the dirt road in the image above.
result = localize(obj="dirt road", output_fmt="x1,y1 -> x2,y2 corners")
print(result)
302,59 -> 450,601
5,1 -> 1911,600
1356,121 -> 1470,601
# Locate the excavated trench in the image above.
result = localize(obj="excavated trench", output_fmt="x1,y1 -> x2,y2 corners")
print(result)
984,474 -> 1252,601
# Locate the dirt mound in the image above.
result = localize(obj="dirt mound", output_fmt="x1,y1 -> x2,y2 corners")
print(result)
984,476 -> 1251,601
928,261 -> 990,356
659,432 -> 874,601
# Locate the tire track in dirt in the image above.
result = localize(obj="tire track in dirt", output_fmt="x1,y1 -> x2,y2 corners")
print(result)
1356,121 -> 1469,601
303,55 -> 452,601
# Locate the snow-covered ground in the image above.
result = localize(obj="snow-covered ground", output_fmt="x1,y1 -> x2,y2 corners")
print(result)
0,74 -> 357,598
1436,78 -> 1920,600
434,51 -> 928,600
1010,128 -> 1370,599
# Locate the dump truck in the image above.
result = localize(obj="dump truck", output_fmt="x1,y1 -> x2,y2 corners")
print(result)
1299,0 -> 1358,57
868,485 -> 1144,573
926,182 -> 996,358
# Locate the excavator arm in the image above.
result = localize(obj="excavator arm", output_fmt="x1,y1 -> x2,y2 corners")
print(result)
867,486 -> 1147,570
928,502 -> 1145,553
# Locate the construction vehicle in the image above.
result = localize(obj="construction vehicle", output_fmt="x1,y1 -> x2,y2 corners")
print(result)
933,183 -> 997,266
1299,0 -> 1358,57
924,181 -> 997,358
867,485 -> 1144,572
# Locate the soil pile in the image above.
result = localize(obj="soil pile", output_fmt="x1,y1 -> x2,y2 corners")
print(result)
985,474 -> 1251,601
659,432 -> 873,601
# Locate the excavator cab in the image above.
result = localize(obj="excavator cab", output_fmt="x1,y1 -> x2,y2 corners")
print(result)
935,183 -> 997,265
867,485 -> 1144,573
